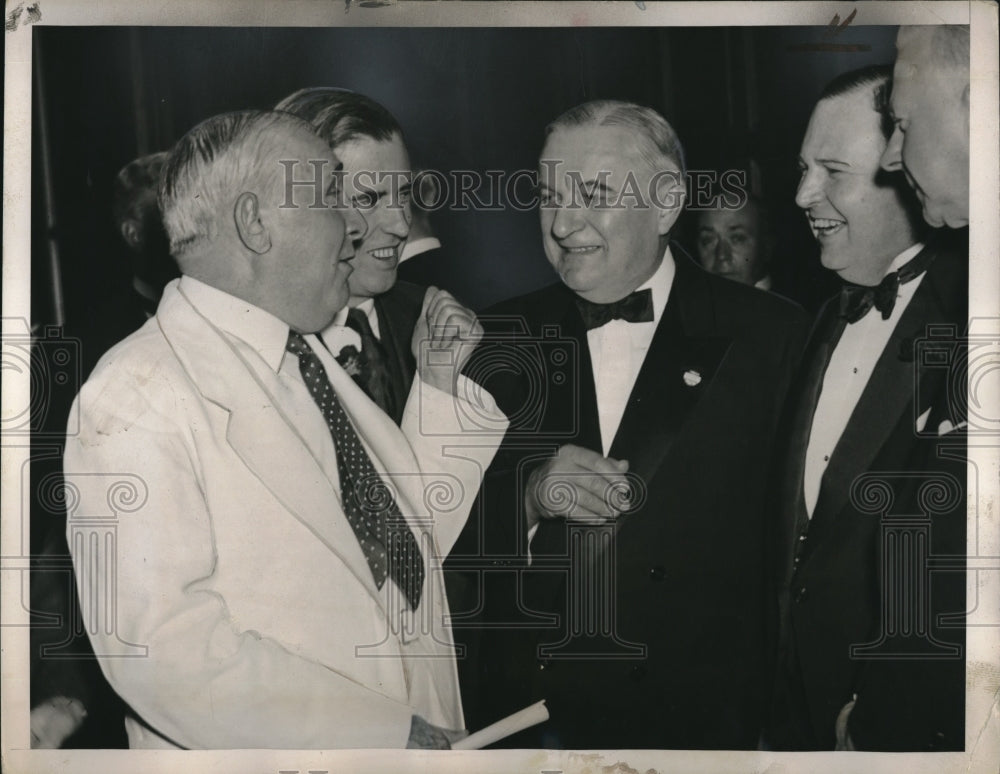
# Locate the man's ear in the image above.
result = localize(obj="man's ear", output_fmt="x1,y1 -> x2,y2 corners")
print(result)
120,220 -> 142,250
655,171 -> 687,235
234,191 -> 272,255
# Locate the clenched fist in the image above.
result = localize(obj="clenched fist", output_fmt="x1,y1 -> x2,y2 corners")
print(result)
411,286 -> 483,395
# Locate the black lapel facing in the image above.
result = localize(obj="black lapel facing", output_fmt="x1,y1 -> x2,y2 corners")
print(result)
538,284 -> 603,451
373,289 -> 419,425
608,256 -> 733,489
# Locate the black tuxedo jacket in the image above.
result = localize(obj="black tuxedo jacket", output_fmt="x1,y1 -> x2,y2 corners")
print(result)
396,246 -> 445,289
768,231 -> 968,751
448,250 -> 808,749
370,280 -> 425,425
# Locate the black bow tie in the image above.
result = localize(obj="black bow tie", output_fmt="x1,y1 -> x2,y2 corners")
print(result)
575,288 -> 655,331
839,247 -> 935,324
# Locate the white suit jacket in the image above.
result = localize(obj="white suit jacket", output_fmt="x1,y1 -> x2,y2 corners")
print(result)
64,280 -> 506,749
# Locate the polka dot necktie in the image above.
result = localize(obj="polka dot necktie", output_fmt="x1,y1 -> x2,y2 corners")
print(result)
287,330 -> 424,611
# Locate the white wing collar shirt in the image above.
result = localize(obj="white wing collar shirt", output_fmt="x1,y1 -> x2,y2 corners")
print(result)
587,246 -> 675,456
803,242 -> 926,518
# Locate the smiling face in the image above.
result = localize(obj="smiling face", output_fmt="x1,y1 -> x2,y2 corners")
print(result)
880,27 -> 970,228
538,124 -> 684,304
696,204 -> 767,285
334,132 -> 412,304
253,127 -> 361,332
796,90 -> 921,286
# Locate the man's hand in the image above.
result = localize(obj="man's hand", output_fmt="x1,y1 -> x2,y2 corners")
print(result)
525,444 -> 631,530
30,696 -> 87,749
406,714 -> 468,749
412,287 -> 483,396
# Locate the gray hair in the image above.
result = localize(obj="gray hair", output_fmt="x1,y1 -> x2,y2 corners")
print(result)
158,109 -> 316,257
545,99 -> 687,179
898,25 -> 970,75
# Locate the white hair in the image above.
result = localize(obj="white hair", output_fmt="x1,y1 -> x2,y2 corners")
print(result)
158,110 -> 316,257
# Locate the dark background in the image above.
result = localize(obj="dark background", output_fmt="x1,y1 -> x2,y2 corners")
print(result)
32,24 -> 900,374
28,24 -> 898,747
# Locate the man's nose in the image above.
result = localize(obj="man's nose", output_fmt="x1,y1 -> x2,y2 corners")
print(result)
714,239 -> 732,265
346,207 -> 368,242
795,169 -> 823,211
382,202 -> 411,239
880,127 -> 904,172
550,203 -> 583,238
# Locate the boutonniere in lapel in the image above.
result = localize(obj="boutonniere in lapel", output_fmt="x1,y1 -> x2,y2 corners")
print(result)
335,345 -> 364,378
682,368 -> 702,387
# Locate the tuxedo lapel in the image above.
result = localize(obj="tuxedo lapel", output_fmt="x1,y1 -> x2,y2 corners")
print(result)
524,288 -> 601,560
546,286 -> 602,450
812,241 -> 964,524
774,300 -> 846,581
373,294 -> 414,424
608,257 -> 732,491
158,286 -> 389,611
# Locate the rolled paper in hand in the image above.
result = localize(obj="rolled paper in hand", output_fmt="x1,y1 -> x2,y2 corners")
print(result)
451,700 -> 549,750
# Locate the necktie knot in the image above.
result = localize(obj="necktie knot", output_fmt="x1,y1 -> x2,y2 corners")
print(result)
838,247 -> 934,324
286,329 -> 310,357
576,288 -> 655,331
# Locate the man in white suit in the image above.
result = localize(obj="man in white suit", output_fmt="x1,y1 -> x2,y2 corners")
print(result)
64,110 -> 507,749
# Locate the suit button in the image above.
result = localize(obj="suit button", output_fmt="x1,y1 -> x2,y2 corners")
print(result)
537,658 -> 553,672
649,565 -> 666,582
629,664 -> 647,682
798,534 -> 807,542
794,587 -> 808,603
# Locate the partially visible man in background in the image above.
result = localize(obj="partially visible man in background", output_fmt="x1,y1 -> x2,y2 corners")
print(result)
695,195 -> 774,290
112,151 -> 180,318
277,88 -> 425,425
880,25 -> 970,228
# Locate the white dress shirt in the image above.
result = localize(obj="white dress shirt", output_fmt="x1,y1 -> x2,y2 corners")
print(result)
182,277 -> 343,493
803,242 -> 926,518
587,248 -> 675,456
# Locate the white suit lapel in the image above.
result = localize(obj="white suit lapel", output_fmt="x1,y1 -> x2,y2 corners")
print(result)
307,334 -> 443,564
156,285 -> 388,612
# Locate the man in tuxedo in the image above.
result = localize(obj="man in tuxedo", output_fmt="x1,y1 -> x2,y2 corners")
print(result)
277,88 -> 425,425
64,109 -> 506,748
768,65 -> 967,751
881,25 -> 970,228
450,100 -> 807,749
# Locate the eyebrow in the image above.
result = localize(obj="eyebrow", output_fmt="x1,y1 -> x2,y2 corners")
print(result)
580,180 -> 618,194
815,158 -> 851,167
